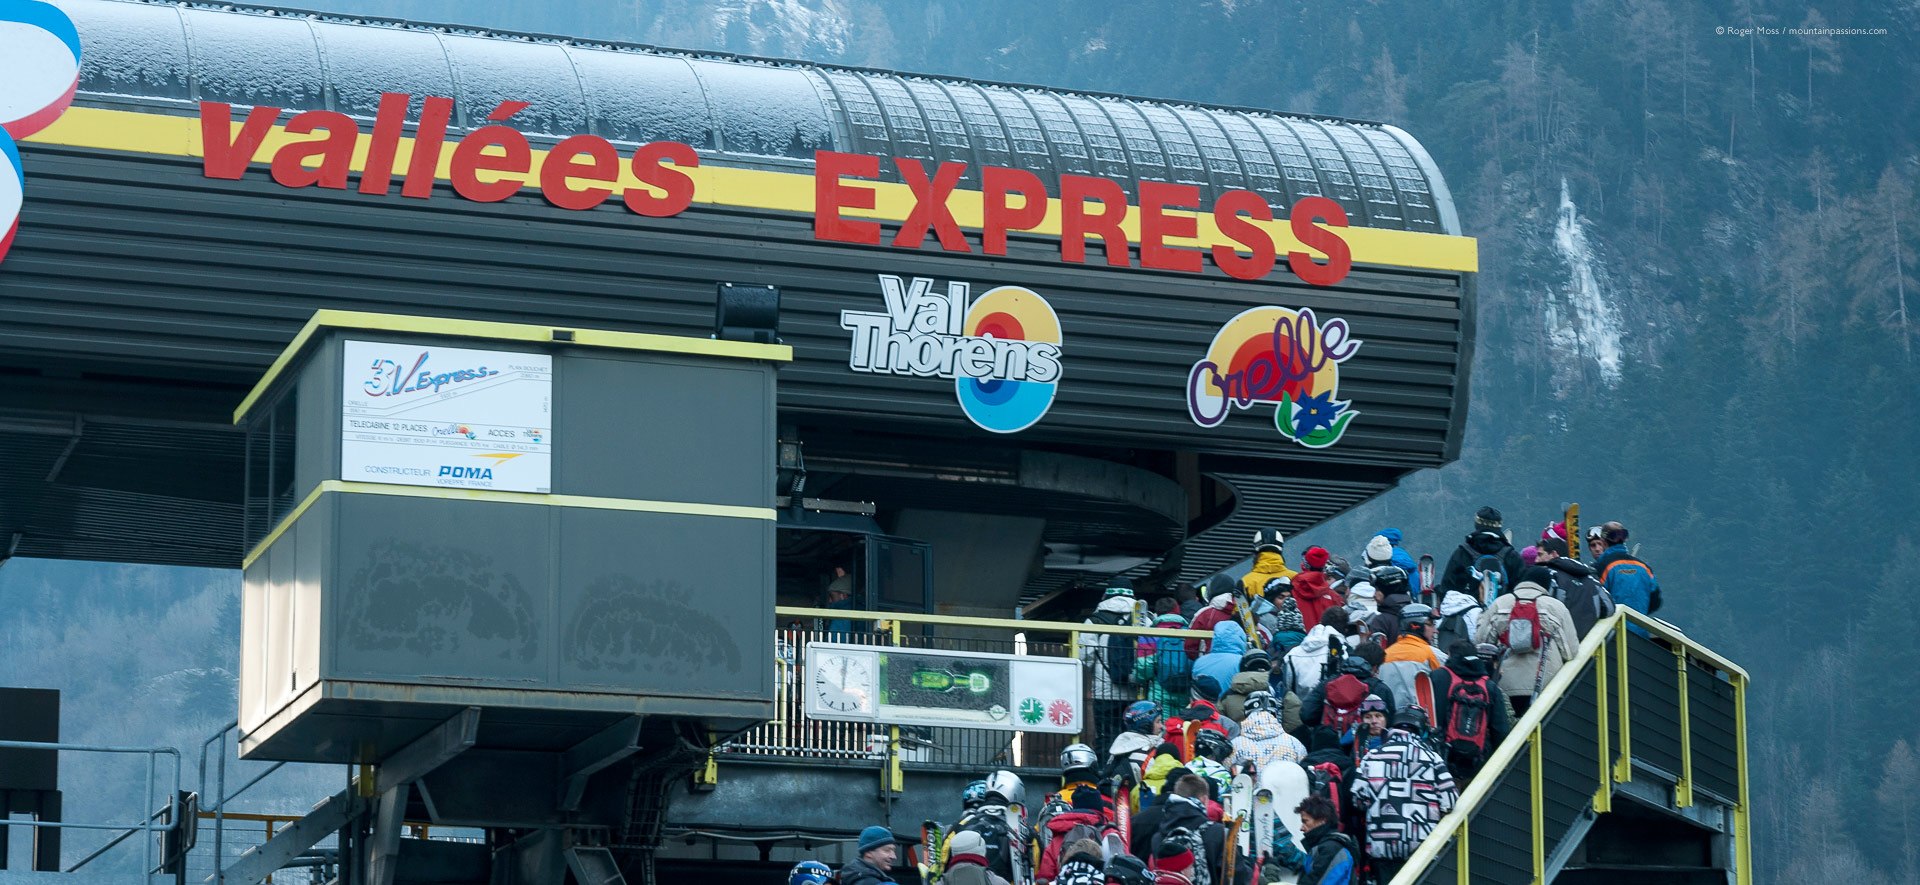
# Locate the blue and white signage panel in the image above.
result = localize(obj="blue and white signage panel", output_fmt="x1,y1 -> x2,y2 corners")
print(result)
341,339 -> 552,493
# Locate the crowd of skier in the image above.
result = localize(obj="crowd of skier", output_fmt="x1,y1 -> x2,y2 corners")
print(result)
792,506 -> 1663,885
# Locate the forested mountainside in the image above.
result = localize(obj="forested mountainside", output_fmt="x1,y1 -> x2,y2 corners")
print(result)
5,1 -> 1915,880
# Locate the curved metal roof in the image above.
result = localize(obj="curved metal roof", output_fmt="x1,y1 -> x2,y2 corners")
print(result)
57,0 -> 1461,235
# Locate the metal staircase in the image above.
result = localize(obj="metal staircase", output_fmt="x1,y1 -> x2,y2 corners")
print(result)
1390,609 -> 1751,885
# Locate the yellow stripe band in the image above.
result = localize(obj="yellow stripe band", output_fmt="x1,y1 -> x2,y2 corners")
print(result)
233,309 -> 789,424
26,106 -> 1478,275
243,479 -> 774,569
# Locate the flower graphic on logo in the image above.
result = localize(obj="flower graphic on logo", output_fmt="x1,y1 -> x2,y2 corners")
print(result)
1275,391 -> 1358,449
1018,697 -> 1045,725
525,429 -> 543,443
1046,698 -> 1075,727
454,424 -> 476,439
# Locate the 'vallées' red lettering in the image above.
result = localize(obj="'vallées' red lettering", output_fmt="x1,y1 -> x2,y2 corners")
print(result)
198,93 -> 699,220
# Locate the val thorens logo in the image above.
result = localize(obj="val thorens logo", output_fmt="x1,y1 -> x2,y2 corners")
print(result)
841,274 -> 1064,434
1186,306 -> 1364,448
0,0 -> 82,265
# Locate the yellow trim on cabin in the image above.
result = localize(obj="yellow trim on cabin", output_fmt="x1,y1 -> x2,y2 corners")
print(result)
242,479 -> 775,570
233,309 -> 789,423
26,106 -> 1478,274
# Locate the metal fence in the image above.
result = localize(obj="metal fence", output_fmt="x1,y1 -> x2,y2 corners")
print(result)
719,608 -> 1207,771
0,738 -> 182,882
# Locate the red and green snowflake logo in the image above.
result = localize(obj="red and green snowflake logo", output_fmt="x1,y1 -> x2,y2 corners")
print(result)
1047,699 -> 1075,727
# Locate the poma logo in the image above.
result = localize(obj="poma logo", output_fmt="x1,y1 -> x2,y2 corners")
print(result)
1186,306 -> 1363,448
438,466 -> 494,480
840,275 -> 1063,433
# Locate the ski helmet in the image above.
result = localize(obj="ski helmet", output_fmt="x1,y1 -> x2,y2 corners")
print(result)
1359,694 -> 1389,716
962,779 -> 989,809
1399,603 -> 1435,626
1189,756 -> 1231,793
1602,521 -> 1629,545
1193,728 -> 1233,763
1369,565 -> 1410,595
1242,690 -> 1281,717
1123,700 -> 1163,735
1253,528 -> 1285,554
1262,575 -> 1292,598
1059,743 -> 1099,775
1586,525 -> 1606,542
1391,707 -> 1429,731
1325,554 -> 1353,584
789,861 -> 833,885
1240,649 -> 1271,672
1106,853 -> 1153,885
984,770 -> 1026,807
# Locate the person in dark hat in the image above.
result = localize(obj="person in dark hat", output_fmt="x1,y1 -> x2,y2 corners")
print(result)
838,826 -> 898,885
1436,506 -> 1525,599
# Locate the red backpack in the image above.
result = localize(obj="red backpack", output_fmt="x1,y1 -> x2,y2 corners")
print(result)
1503,597 -> 1543,651
1322,674 -> 1369,732
1444,675 -> 1493,758
1307,761 -> 1345,825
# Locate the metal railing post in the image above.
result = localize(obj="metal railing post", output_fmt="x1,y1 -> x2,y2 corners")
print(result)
1593,638 -> 1612,813
215,729 -> 227,885
144,749 -> 156,881
1733,674 -> 1751,885
887,618 -> 904,796
1455,822 -> 1468,885
1674,644 -> 1693,808
1613,626 -> 1632,783
1530,727 -> 1544,885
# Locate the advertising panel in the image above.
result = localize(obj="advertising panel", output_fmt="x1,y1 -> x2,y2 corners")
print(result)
341,340 -> 552,493
803,641 -> 1083,733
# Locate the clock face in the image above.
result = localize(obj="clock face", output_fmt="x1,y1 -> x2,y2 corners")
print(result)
809,650 -> 876,716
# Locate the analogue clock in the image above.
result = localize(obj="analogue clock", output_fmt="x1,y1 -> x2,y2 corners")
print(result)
808,649 -> 877,716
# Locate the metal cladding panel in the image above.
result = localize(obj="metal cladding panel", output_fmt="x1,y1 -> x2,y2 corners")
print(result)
331,494 -> 553,684
554,507 -> 772,700
1627,635 -> 1686,776
5,147 -> 1466,469
553,353 -> 773,507
55,0 -> 1459,232
1472,765 -> 1539,885
1688,666 -> 1741,800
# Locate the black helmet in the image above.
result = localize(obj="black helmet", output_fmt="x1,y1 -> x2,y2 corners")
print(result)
1369,565 -> 1410,594
1398,603 -> 1435,626
1194,728 -> 1233,763
1240,649 -> 1271,672
1391,707 -> 1429,730
1106,854 -> 1152,885
1341,656 -> 1373,676
1253,528 -> 1285,554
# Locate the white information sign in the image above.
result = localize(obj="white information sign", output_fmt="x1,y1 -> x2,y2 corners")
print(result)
802,641 -> 1084,734
342,340 -> 552,493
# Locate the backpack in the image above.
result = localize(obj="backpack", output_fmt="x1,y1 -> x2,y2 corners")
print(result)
1156,636 -> 1193,697
1321,674 -> 1369,733
1091,610 -> 1133,686
1435,604 -> 1478,655
1443,675 -> 1493,759
953,810 -> 1016,879
1152,824 -> 1211,885
1503,598 -> 1543,652
1306,762 -> 1344,826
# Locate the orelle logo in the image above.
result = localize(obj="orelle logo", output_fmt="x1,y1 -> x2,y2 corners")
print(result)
1186,306 -> 1363,448
0,0 -> 82,265
841,274 -> 1063,434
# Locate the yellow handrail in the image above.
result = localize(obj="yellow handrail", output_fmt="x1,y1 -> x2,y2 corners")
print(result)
773,605 -> 1213,638
1387,607 -> 1749,885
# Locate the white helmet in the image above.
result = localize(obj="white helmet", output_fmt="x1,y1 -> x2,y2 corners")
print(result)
1059,743 -> 1099,775
984,770 -> 1026,807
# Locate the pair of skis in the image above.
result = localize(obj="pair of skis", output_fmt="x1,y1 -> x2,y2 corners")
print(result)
917,820 -> 944,883
1222,770 -> 1254,883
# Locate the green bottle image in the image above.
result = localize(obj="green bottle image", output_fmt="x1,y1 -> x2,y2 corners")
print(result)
909,666 -> 992,693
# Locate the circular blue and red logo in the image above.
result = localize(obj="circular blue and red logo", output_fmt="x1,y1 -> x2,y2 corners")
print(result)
0,0 -> 82,265
955,286 -> 1064,434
